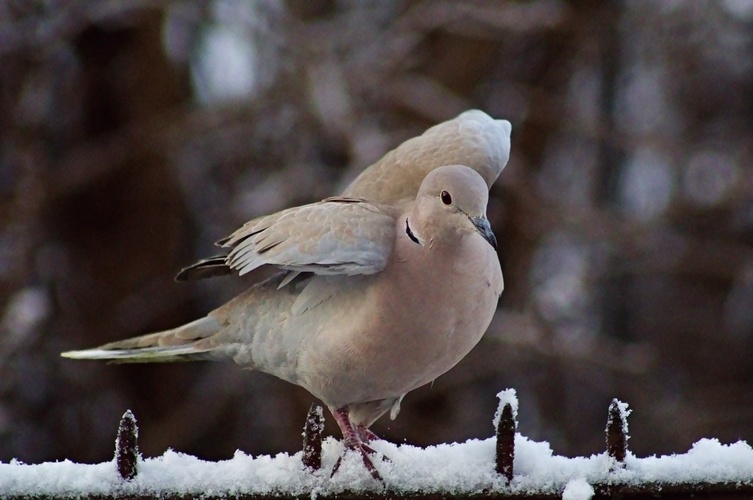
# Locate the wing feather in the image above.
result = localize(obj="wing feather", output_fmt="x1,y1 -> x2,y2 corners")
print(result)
220,197 -> 396,277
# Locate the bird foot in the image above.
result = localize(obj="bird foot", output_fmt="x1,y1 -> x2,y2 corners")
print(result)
356,425 -> 393,463
330,439 -> 384,482
330,407 -> 390,482
356,424 -> 381,443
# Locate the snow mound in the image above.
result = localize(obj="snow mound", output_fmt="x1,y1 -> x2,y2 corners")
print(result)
2,435 -> 752,497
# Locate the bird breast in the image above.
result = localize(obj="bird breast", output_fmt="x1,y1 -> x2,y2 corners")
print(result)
297,228 -> 502,408
376,230 -> 503,390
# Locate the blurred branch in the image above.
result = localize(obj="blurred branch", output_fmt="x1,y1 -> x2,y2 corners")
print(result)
486,310 -> 657,376
0,0 -> 173,56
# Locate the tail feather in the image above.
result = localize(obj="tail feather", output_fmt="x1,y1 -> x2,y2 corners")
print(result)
174,256 -> 231,282
61,346 -> 210,363
61,316 -> 221,364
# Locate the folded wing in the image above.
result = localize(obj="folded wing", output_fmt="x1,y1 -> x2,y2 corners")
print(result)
217,197 -> 396,277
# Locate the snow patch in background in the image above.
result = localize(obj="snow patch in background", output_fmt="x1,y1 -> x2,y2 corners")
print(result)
2,435 -> 752,496
192,25 -> 258,103
619,148 -> 674,222
1,287 -> 50,341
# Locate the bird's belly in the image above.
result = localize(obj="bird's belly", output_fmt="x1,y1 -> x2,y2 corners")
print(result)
382,261 -> 501,392
299,242 -> 502,408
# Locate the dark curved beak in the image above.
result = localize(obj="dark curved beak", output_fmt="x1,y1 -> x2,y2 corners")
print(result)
470,216 -> 498,250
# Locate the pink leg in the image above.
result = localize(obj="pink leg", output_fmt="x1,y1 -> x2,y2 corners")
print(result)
356,424 -> 381,443
330,407 -> 383,482
356,425 -> 392,463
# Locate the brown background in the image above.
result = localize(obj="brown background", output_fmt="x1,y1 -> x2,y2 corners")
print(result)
1,0 -> 752,464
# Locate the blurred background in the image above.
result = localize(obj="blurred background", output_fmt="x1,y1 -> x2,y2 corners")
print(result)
2,0 -> 753,465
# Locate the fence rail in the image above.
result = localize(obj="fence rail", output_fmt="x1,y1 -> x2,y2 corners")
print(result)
5,395 -> 753,499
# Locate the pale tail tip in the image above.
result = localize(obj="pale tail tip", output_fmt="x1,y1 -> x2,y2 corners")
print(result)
60,349 -> 111,360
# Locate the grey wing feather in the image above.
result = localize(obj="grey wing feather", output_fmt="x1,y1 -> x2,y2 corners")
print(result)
175,256 -> 231,282
219,197 -> 396,277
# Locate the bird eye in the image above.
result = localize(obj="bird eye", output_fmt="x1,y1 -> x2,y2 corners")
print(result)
440,190 -> 452,205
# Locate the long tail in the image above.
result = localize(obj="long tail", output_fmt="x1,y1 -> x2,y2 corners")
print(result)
61,316 -> 222,364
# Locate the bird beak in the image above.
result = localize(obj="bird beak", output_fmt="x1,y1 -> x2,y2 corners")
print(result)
470,216 -> 498,250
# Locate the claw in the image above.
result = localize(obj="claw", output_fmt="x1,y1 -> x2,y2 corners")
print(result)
330,407 -> 389,482
356,425 -> 392,463
330,442 -> 384,482
360,450 -> 383,482
331,455 -> 343,477
356,424 -> 381,443
361,442 -> 377,455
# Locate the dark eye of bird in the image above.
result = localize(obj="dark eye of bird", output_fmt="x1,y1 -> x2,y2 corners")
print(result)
441,190 -> 452,205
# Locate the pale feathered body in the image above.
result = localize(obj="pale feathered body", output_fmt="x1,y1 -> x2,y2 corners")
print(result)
62,110 -> 511,480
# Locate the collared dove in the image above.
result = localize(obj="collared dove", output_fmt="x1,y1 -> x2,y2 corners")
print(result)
174,109 -> 511,282
62,165 -> 504,479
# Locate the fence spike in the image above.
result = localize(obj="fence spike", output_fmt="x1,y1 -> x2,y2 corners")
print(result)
494,390 -> 517,482
302,403 -> 324,471
115,409 -> 139,481
606,399 -> 629,466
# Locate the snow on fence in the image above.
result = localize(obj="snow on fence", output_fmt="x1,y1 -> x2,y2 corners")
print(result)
3,390 -> 753,499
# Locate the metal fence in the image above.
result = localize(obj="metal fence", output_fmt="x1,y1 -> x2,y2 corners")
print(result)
6,394 -> 753,499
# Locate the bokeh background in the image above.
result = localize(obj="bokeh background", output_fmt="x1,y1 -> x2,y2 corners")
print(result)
2,0 -> 752,465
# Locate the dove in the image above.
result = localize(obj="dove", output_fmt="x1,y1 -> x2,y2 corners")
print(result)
175,109 -> 511,282
62,164 -> 504,481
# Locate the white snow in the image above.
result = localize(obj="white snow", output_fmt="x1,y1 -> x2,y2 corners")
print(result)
2,392 -> 751,496
562,478 -> 594,500
494,388 -> 519,427
608,399 -> 631,436
2,435 -> 753,497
